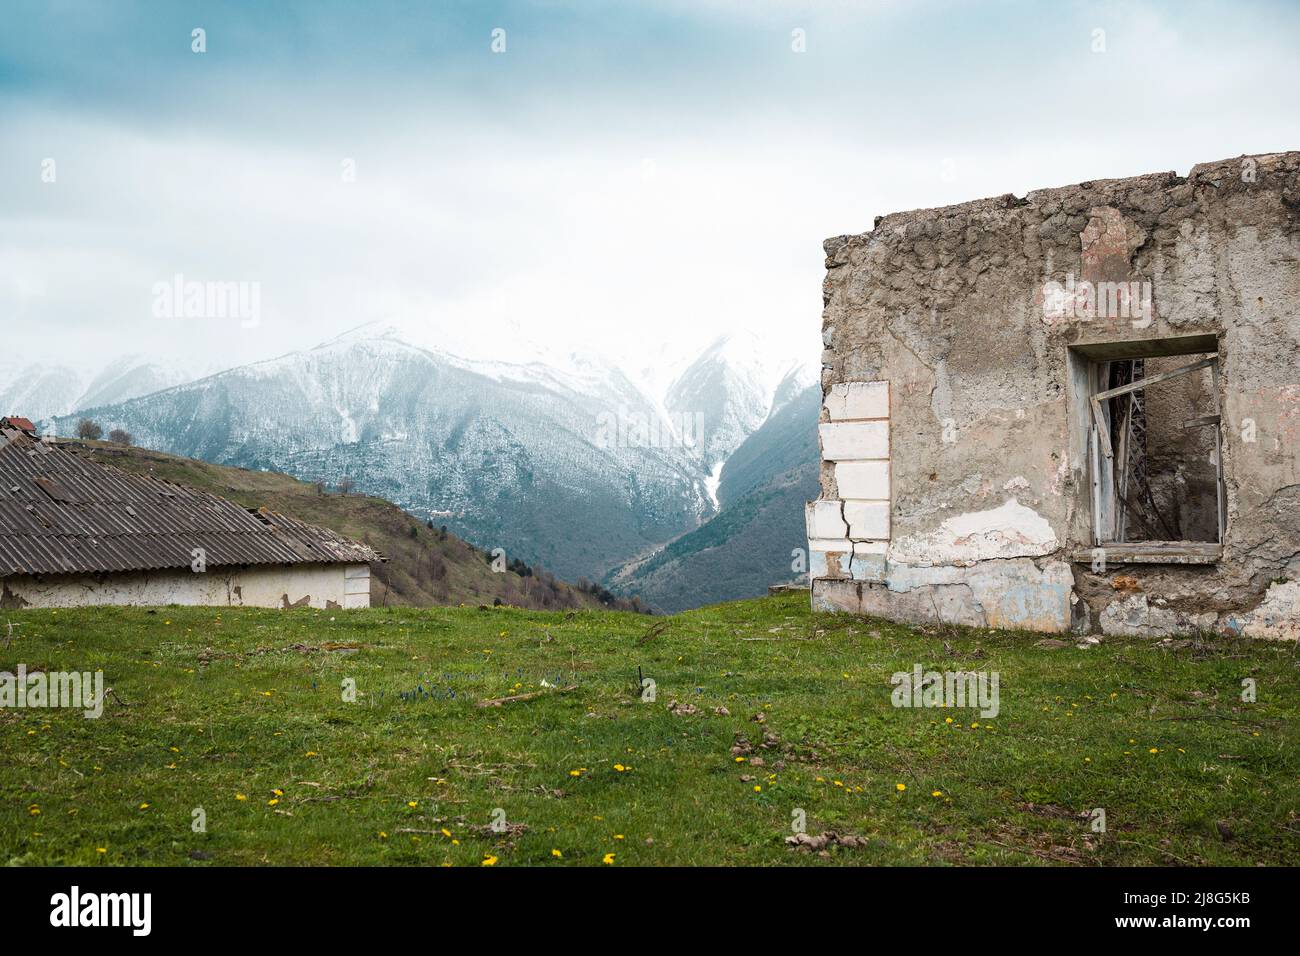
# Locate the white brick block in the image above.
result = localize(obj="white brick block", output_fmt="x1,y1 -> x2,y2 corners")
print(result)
819,421 -> 889,461
808,538 -> 853,580
850,540 -> 887,582
844,500 -> 890,540
834,461 -> 890,500
824,381 -> 889,421
805,500 -> 847,539
808,537 -> 854,552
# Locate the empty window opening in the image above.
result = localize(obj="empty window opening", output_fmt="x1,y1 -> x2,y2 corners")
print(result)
1070,335 -> 1224,564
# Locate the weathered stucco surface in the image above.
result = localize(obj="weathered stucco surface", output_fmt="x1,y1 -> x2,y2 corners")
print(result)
811,152 -> 1300,637
0,563 -> 371,610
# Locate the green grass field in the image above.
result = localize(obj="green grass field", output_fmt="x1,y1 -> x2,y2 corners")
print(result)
2,593 -> 1296,866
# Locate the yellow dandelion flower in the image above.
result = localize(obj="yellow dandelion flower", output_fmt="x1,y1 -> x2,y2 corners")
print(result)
734,756 -> 746,763
440,828 -> 452,838
379,831 -> 388,839
895,783 -> 906,792
138,803 -> 150,810
482,855 -> 498,866
96,847 -> 106,853
551,848 -> 562,858
931,790 -> 943,797
602,853 -> 615,865
944,717 -> 953,724
267,798 -> 279,806
613,764 -> 627,772
753,785 -> 761,792
235,793 -> 247,801
408,801 -> 418,808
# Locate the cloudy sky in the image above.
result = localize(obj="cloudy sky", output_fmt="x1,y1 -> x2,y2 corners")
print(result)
3,0 -> 1298,376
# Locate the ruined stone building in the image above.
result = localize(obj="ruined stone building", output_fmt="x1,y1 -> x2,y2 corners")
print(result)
808,152 -> 1299,638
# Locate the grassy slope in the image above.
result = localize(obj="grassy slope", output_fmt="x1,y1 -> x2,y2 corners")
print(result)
66,439 -> 630,613
2,594 -> 1296,866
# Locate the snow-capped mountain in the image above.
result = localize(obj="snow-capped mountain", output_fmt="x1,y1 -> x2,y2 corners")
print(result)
0,363 -> 84,422
74,355 -> 195,410
42,323 -> 818,588
664,331 -> 813,470
1,355 -> 198,421
50,327 -> 701,580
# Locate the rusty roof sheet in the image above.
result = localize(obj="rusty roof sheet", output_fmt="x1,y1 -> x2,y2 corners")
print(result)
0,425 -> 382,577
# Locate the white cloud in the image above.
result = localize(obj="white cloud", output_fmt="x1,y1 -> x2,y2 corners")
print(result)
2,0 -> 1297,379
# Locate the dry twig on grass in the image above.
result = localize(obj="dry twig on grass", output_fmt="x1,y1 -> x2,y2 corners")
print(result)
475,685 -> 577,708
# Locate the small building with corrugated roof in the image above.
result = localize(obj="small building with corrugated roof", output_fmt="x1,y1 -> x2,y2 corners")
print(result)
0,417 -> 381,609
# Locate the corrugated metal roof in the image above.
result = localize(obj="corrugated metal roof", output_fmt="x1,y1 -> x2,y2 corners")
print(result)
0,424 -> 383,577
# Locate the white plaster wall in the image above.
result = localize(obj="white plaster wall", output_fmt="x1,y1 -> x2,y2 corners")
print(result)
0,563 -> 371,609
887,499 -> 1059,566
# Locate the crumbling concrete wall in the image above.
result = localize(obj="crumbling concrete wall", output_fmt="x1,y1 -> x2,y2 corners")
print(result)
811,152 -> 1300,638
0,563 -> 371,609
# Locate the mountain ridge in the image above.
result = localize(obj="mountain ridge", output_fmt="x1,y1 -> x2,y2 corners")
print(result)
33,326 -> 819,605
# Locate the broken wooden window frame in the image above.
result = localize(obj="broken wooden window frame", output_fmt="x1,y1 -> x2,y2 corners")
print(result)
1076,343 -> 1225,565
